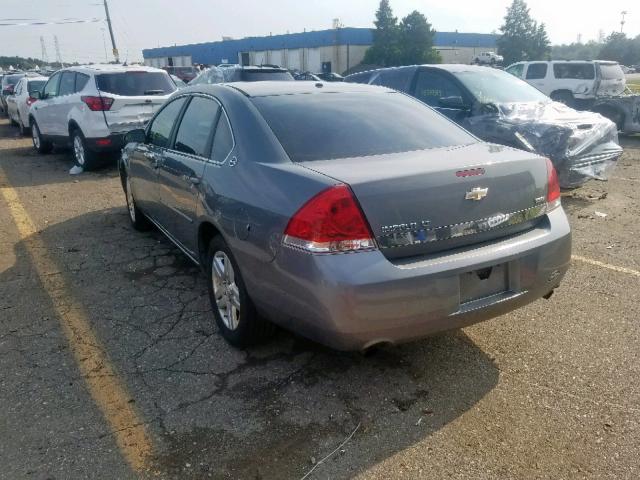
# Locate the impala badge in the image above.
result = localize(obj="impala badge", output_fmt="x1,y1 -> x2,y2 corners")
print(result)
465,187 -> 489,201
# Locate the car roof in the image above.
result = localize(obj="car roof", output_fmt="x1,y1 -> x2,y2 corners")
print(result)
58,64 -> 167,75
218,80 -> 395,97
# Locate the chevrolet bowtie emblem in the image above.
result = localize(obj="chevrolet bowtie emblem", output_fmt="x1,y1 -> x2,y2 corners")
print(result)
465,187 -> 489,201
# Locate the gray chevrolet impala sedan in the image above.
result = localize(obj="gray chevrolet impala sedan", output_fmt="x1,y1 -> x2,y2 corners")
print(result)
119,81 -> 571,351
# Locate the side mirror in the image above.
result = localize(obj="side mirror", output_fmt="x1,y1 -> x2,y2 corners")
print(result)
124,129 -> 146,145
438,96 -> 467,109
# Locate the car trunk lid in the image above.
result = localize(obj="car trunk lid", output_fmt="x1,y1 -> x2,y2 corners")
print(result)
300,143 -> 550,260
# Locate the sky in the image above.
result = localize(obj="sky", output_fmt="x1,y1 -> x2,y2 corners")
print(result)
0,0 -> 636,64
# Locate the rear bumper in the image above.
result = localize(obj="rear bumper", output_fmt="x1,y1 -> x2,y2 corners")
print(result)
246,208 -> 571,351
85,133 -> 125,153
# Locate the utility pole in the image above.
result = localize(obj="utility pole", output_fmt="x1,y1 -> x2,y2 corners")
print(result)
620,11 -> 627,33
40,36 -> 49,64
103,0 -> 120,63
54,35 -> 62,65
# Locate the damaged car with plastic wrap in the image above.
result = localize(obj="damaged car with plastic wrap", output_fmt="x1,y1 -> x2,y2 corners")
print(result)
345,65 -> 623,188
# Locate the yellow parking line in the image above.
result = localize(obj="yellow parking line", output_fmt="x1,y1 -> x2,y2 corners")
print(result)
572,255 -> 640,278
0,168 -> 154,473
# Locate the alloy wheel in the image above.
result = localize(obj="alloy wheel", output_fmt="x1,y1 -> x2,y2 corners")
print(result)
211,251 -> 241,330
73,134 -> 85,166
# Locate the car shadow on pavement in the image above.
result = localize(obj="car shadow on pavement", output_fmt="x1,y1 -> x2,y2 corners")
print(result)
1,207 -> 499,480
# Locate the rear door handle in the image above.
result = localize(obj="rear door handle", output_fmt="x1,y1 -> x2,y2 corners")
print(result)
144,151 -> 161,168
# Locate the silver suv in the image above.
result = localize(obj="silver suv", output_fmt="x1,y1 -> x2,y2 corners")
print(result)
29,64 -> 176,170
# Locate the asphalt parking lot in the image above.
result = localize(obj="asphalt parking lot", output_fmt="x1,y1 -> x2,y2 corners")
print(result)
1,118 -> 639,480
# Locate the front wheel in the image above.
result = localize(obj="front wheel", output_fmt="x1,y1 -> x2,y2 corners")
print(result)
207,236 -> 275,348
31,120 -> 53,154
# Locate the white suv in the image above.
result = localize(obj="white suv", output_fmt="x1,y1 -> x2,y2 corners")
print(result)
29,64 -> 176,170
505,60 -> 626,105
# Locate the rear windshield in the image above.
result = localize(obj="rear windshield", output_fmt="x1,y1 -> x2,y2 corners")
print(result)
27,80 -> 47,95
4,74 -> 24,86
240,71 -> 293,82
96,72 -> 176,96
252,91 -> 475,162
553,63 -> 595,80
599,63 -> 624,80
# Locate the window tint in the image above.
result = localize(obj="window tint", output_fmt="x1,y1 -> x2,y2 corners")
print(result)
174,97 -> 220,157
211,113 -> 233,162
27,80 -> 47,96
43,74 -> 61,98
413,70 -> 465,107
59,72 -> 76,96
525,63 -> 548,80
252,92 -> 475,162
371,69 -> 411,92
553,63 -> 595,80
453,69 -> 549,104
239,70 -> 294,82
96,72 -> 176,96
506,64 -> 524,77
148,97 -> 187,148
75,73 -> 89,92
4,75 -> 23,87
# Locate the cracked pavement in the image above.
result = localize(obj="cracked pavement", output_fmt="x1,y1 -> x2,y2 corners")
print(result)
1,118 -> 639,479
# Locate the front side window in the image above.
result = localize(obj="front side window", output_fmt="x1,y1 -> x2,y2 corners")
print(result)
147,97 -> 187,148
174,97 -> 221,157
506,64 -> 525,78
252,91 -> 476,162
413,70 -> 465,107
43,73 -> 61,98
453,68 -> 550,104
59,72 -> 76,96
525,63 -> 548,80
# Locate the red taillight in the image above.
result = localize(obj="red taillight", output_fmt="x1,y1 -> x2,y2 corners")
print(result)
26,97 -> 37,106
95,138 -> 112,146
283,184 -> 376,253
546,158 -> 561,210
81,95 -> 114,111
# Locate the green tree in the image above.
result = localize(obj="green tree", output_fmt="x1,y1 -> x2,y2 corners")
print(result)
551,41 -> 602,61
363,0 -> 400,67
398,11 -> 440,65
497,0 -> 550,65
598,32 -> 640,66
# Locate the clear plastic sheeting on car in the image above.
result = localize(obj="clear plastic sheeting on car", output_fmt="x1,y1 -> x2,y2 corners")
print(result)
462,101 -> 623,188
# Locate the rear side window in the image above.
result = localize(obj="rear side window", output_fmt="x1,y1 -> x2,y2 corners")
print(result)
27,80 -> 47,95
211,113 -> 233,163
75,73 -> 89,92
240,71 -> 293,82
96,72 -> 176,96
599,63 -> 624,80
553,63 -> 595,80
371,69 -> 411,92
148,97 -> 187,148
252,92 -> 475,162
174,97 -> 221,157
59,72 -> 76,96
525,63 -> 548,80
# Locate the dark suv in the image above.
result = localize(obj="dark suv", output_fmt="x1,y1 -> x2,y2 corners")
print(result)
346,65 -> 623,188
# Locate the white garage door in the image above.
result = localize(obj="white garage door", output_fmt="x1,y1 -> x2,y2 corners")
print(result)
254,51 -> 266,66
269,50 -> 283,67
286,49 -> 300,71
306,48 -> 321,73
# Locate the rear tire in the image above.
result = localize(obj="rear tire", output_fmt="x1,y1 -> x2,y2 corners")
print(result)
71,129 -> 100,171
206,236 -> 275,348
31,120 -> 53,154
123,171 -> 152,232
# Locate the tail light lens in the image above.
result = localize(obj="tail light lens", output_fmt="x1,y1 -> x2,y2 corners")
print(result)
546,158 -> 561,211
26,97 -> 37,106
283,184 -> 376,253
81,95 -> 114,111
